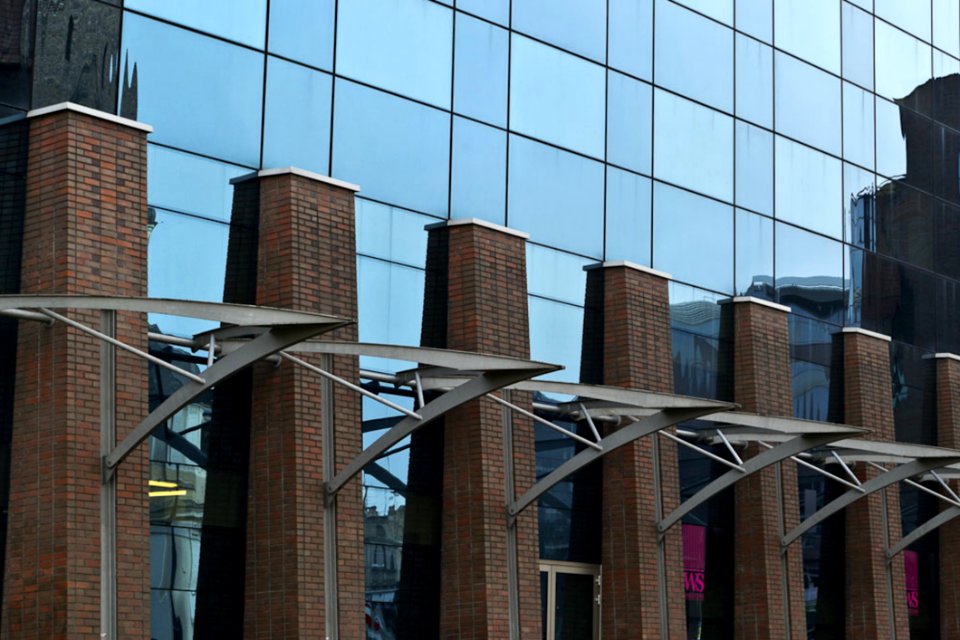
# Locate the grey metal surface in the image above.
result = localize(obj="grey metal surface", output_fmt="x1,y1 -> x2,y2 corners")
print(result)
99,310 -> 117,639
888,506 -> 960,558
321,353 -> 339,639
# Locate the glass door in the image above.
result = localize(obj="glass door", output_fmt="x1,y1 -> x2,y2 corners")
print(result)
539,561 -> 601,640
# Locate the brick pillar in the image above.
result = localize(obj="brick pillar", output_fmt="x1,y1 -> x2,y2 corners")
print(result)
579,261 -> 685,639
420,218 -> 540,639
2,103 -> 151,636
239,168 -> 365,639
840,327 -> 910,638
723,297 -> 806,639
934,353 -> 960,636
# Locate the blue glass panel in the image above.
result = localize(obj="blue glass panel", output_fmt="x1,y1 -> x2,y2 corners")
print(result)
674,0 -> 732,25
670,282 -> 725,338
458,0 -> 509,25
510,35 -> 605,158
655,0 -> 734,112
843,163 -> 876,248
262,57 -> 332,176
875,96 -> 907,180
454,14 -> 508,127
735,209 -> 773,297
775,52 -> 841,156
934,0 -> 960,57
120,14 -> 264,167
775,136 -> 842,239
654,90 -> 733,202
336,0 -> 452,108
608,0 -> 653,80
792,360 -> 831,421
737,0 -> 772,43
877,0 -> 931,42
843,83 -> 875,170
774,0 -> 840,74
776,223 -> 843,322
529,297 -> 584,382
507,135 -> 604,257
357,257 -> 425,348
875,21 -> 932,107
355,199 -> 431,268
527,245 -> 591,305
451,117 -> 506,224
268,0 -> 334,70
735,121 -> 773,215
332,80 -> 449,217
605,167 -> 652,265
125,0 -> 266,48
147,146 -> 249,222
512,0 -> 606,61
653,182 -> 733,293
607,72 -> 652,174
736,35 -> 773,128
842,3 -> 874,90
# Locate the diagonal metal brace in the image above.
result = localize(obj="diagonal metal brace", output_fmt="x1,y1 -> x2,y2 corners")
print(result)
887,505 -> 960,558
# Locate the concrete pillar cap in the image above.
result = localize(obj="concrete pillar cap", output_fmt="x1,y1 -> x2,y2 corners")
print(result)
924,352 -> 960,361
27,101 -> 153,133
582,260 -> 671,280
718,296 -> 791,313
423,217 -> 530,239
841,326 -> 892,342
229,167 -> 360,192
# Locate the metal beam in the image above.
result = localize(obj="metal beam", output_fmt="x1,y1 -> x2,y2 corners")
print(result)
99,310 -> 117,639
888,506 -> 960,558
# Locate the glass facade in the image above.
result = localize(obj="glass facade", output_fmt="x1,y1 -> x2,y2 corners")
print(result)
3,0 -> 960,638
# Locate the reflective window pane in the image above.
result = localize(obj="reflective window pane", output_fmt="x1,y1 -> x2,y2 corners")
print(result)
736,34 -> 773,128
735,121 -> 773,215
527,244 -> 590,305
268,0 -> 334,70
674,0 -> 732,25
876,0 -> 931,42
843,163 -> 876,248
842,2 -> 874,90
774,0 -> 840,74
653,182 -> 733,293
147,146 -> 249,223
654,90 -> 733,202
336,0 -> 452,108
736,0 -> 772,43
120,14 -> 264,167
451,117 -> 506,225
125,0 -> 266,48
775,51 -> 841,156
510,35 -> 605,158
775,136 -> 842,239
512,0 -> 606,61
775,222 -> 843,322
458,0 -> 509,25
735,209 -> 773,297
507,135 -> 604,258
934,0 -> 960,58
875,20 -> 932,108
605,167 -> 652,265
607,71 -> 652,174
454,14 -> 508,127
262,57 -> 332,176
529,297 -> 584,382
357,257 -> 425,348
356,199 -> 431,268
609,0 -> 653,80
843,82 -> 875,170
655,0 -> 733,112
876,96 -> 908,179
332,80 -> 449,217
875,181 -> 936,270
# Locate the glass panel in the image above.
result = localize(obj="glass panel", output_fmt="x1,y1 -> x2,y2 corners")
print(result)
934,0 -> 960,57
875,20 -> 932,109
540,572 -> 548,640
119,14 -> 264,167
529,297 -> 584,382
736,34 -> 773,129
454,14 -> 508,127
336,0 -> 452,108
735,121 -> 773,215
842,2 -> 874,90
843,163 -> 876,248
774,0 -> 840,74
512,0 -> 606,61
876,96 -> 908,179
125,0 -> 266,48
874,181 -> 936,270
458,0 -> 509,25
735,209 -> 773,298
507,135 -> 604,257
776,223 -> 843,322
654,90 -> 733,202
607,71 -> 652,174
262,57 -> 332,175
605,167 -> 652,265
554,573 -> 595,640
451,117 -> 507,225
655,0 -> 734,112
510,35 -> 605,158
736,0 -> 772,43
357,257 -> 425,349
674,0 -> 733,25
775,51 -> 841,156
609,0 -> 653,80
355,199 -> 431,268
876,0 -> 932,42
775,136 -> 842,239
332,80 -> 450,217
268,0 -> 334,70
933,52 -> 960,126
147,146 -> 249,222
527,244 -> 591,305
653,182 -> 734,293
843,82 -> 875,170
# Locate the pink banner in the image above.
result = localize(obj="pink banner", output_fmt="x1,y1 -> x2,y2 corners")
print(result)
683,524 -> 706,600
904,550 -> 919,616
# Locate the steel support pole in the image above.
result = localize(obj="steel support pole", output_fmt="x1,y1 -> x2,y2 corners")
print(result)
653,434 -> 669,637
502,389 -> 521,640
775,461 -> 791,640
100,310 -> 117,639
321,353 -> 339,640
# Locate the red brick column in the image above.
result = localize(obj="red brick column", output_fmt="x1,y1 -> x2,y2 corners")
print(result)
421,218 -> 540,639
238,168 -> 365,639
2,103 -> 151,636
579,261 -> 685,639
723,297 -> 806,639
840,327 -> 910,638
934,353 -> 960,635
